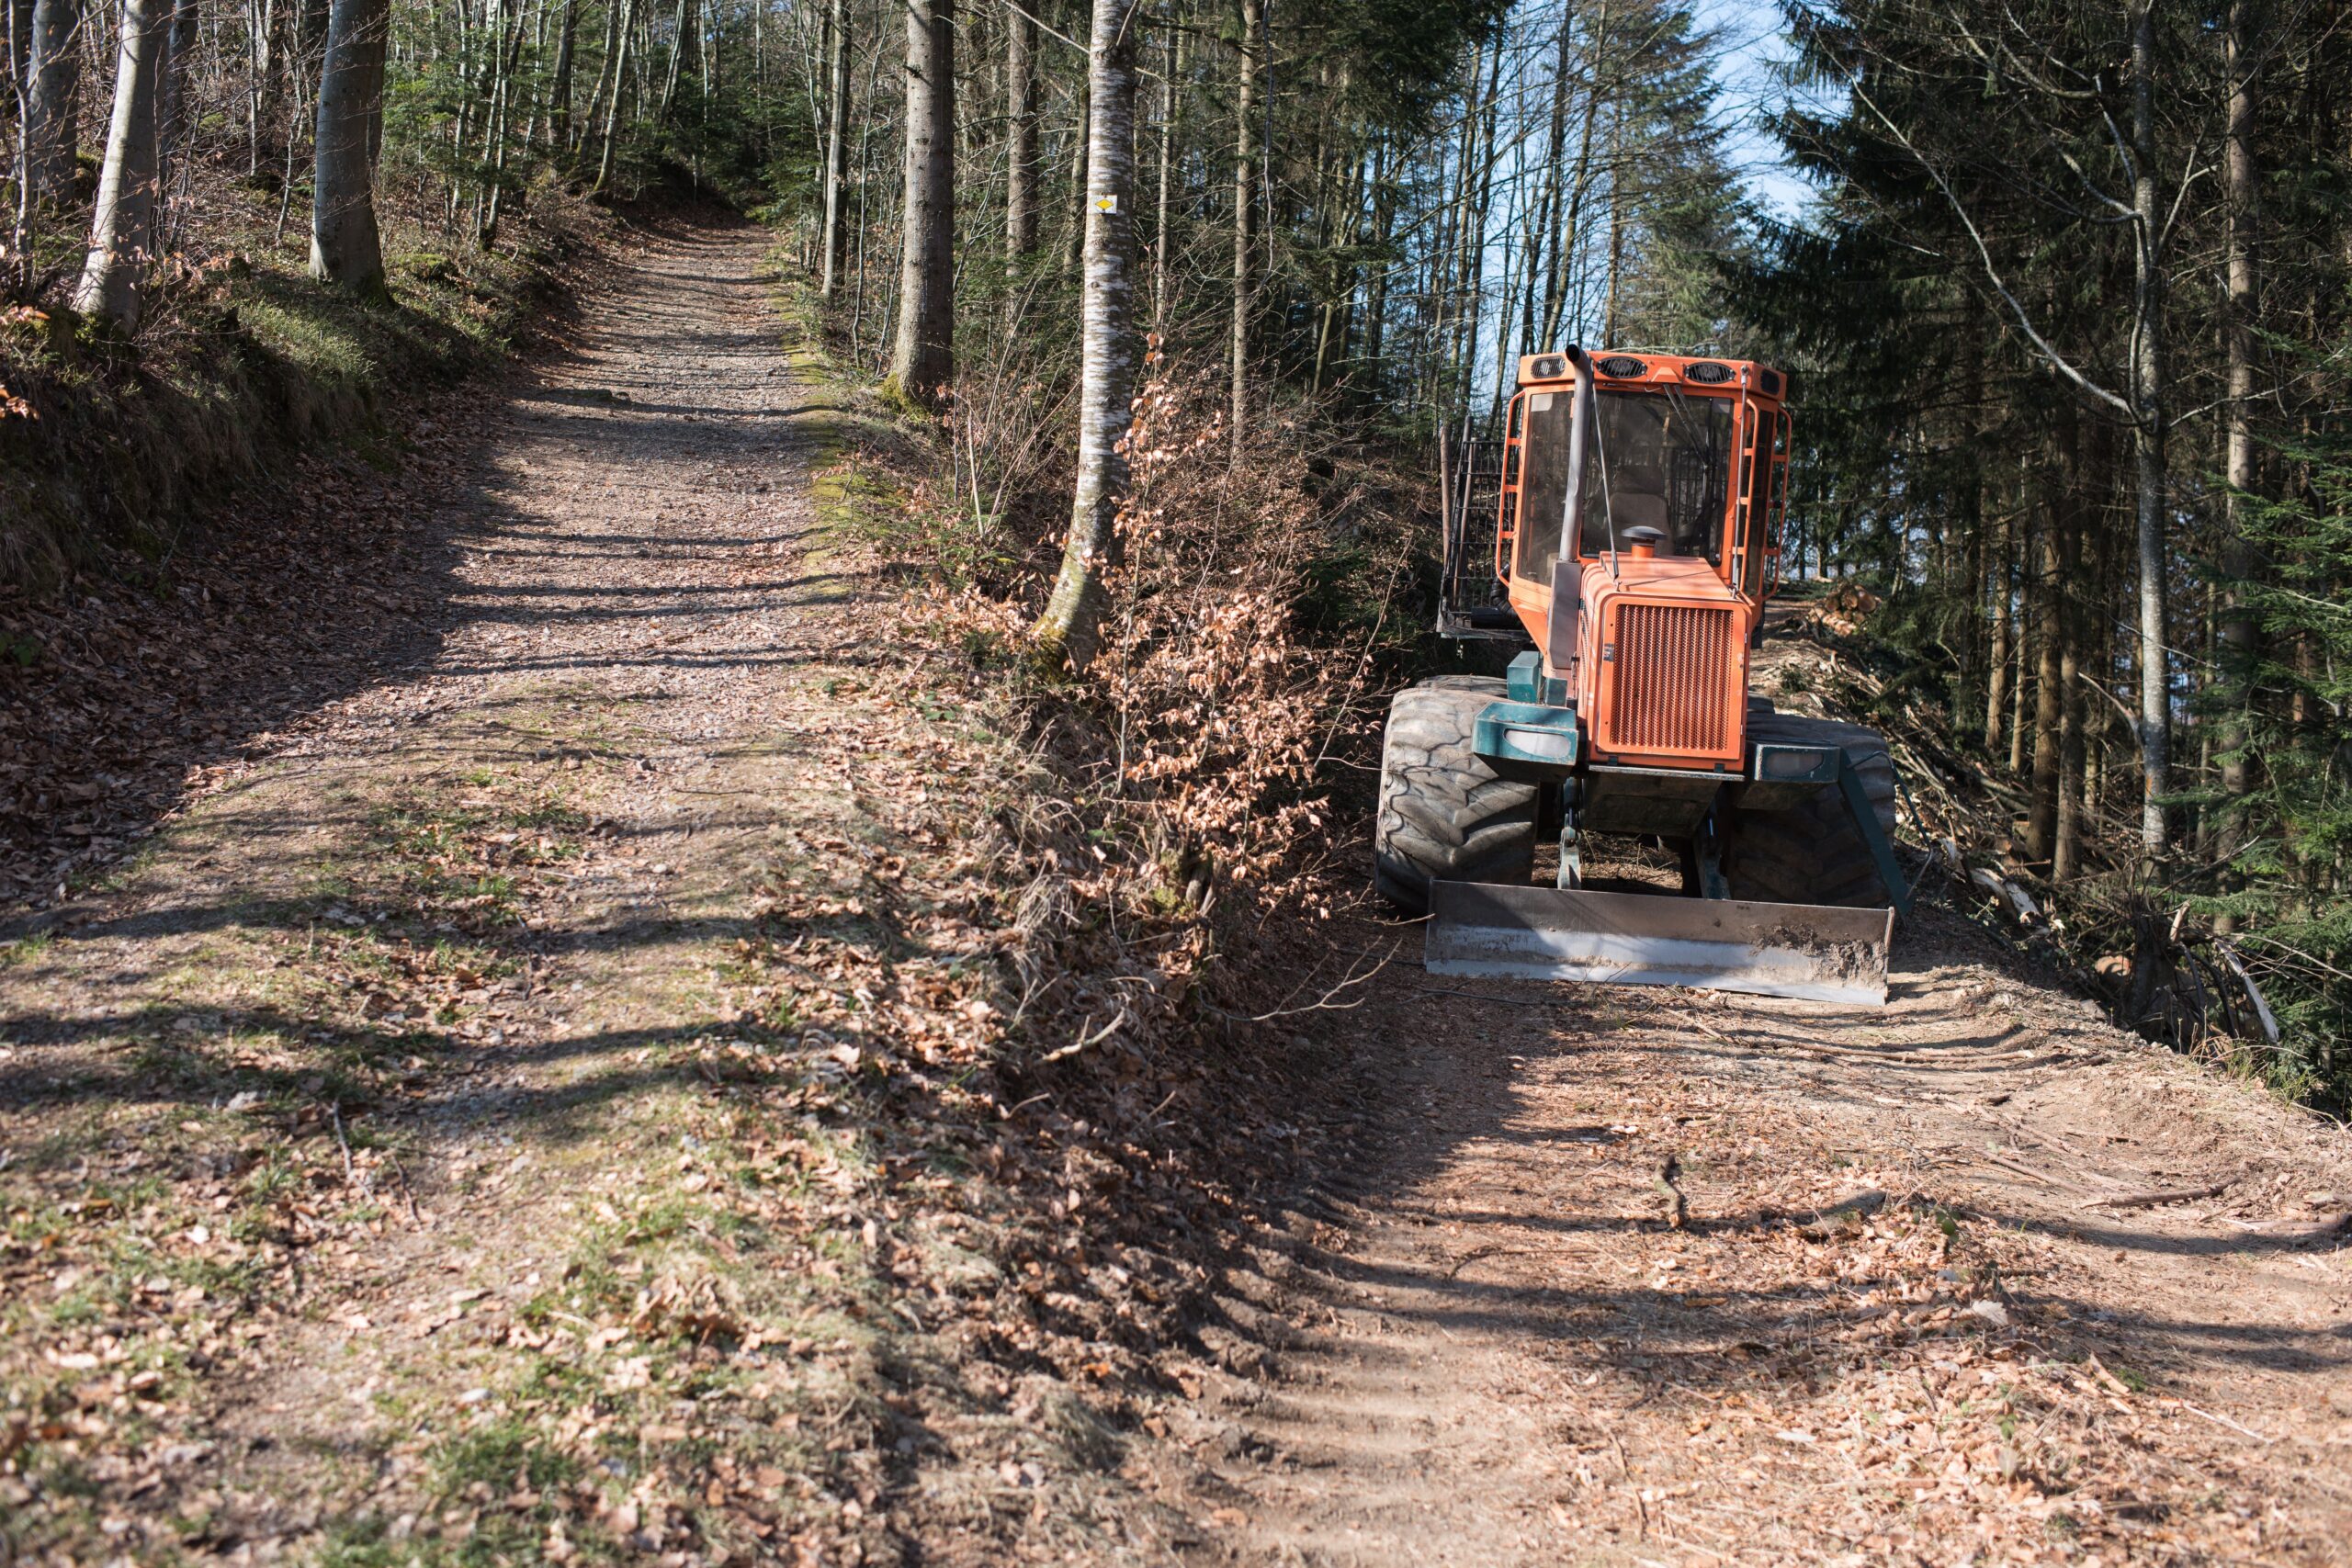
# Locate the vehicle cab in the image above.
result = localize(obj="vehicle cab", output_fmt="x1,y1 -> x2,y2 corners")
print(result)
1495,351 -> 1791,773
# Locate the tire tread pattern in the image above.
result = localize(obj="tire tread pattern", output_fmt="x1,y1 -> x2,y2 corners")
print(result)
1373,680 -> 1537,915
1724,713 -> 1900,908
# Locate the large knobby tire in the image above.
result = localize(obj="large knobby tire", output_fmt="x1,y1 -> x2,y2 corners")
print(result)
1373,679 -> 1537,916
1723,713 -> 1900,908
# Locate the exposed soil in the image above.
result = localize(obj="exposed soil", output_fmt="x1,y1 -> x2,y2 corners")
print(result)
5,215 -> 2348,1568
1154,896 -> 2352,1564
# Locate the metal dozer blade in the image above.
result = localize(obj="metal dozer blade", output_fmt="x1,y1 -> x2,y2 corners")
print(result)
1425,882 -> 1895,1007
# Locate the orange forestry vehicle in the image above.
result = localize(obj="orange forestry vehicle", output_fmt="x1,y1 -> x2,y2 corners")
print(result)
1375,346 -> 1910,1004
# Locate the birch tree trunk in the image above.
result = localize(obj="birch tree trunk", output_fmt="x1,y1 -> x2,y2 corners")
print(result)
24,0 -> 81,204
887,0 -> 953,403
1228,0 -> 1259,462
309,0 -> 387,290
817,0 -> 848,300
72,0 -> 169,328
2128,0 -> 2171,854
1035,0 -> 1139,669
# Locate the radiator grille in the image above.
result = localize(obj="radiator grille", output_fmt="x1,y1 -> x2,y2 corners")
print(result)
1603,602 -> 1736,756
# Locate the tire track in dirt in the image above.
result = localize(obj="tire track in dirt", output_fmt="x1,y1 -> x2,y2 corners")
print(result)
1170,902 -> 2352,1564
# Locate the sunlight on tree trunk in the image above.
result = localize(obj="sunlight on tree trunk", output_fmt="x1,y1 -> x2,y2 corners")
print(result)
2215,0 -> 2260,906
817,0 -> 849,301
548,0 -> 578,150
1228,0 -> 1259,464
2128,0 -> 2171,855
309,0 -> 388,291
888,0 -> 953,403
73,0 -> 169,328
1035,0 -> 1140,670
1003,0 -> 1035,265
593,0 -> 638,191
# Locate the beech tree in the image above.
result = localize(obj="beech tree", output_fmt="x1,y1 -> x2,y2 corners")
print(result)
309,0 -> 388,289
22,0 -> 78,206
818,0 -> 850,300
888,0 -> 953,401
72,0 -> 170,327
1035,0 -> 1143,668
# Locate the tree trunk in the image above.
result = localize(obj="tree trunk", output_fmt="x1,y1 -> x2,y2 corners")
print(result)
2128,0 -> 2171,855
657,0 -> 689,120
548,0 -> 578,150
1532,7 -> 1575,348
2216,0 -> 2260,901
6,0 -> 30,127
1602,101 -> 1624,342
2054,421 -> 2094,883
818,0 -> 848,299
1002,0 -> 1033,262
1150,18 -> 1179,335
2025,479 -> 2063,869
579,0 -> 621,154
1985,504 -> 2012,759
2007,463 -> 2030,777
888,0 -> 953,402
309,0 -> 388,290
1361,138 -> 1389,389
1035,0 -> 1140,670
1061,71 -> 1088,276
1227,0 -> 1259,462
24,0 -> 81,204
593,0 -> 637,190
156,0 -> 196,172
72,0 -> 169,328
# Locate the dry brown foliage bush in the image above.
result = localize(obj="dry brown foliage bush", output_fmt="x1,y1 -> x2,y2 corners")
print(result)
904,367 -> 1425,1077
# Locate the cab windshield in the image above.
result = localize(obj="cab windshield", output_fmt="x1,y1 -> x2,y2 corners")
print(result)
1511,386 -> 1734,584
1580,387 -> 1731,565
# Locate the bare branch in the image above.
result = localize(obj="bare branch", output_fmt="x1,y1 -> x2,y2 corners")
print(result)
1839,67 -> 2133,419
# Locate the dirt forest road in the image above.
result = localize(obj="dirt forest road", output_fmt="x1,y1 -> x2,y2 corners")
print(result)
5,216 -> 2351,1567
1168,908 -> 2352,1565
3,219 -> 1000,1562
